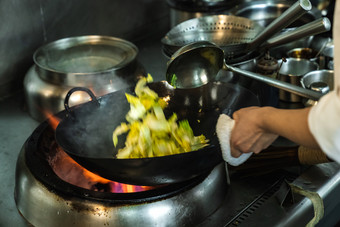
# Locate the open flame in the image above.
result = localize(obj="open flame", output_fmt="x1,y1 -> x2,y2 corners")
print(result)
45,110 -> 158,193
45,110 -> 61,131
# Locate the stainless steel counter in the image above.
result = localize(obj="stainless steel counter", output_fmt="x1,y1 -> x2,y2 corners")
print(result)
0,93 -> 38,226
1,37 -> 340,227
199,162 -> 340,226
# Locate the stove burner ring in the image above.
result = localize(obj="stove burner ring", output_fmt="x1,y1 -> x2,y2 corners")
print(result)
15,111 -> 229,226
25,115 -> 215,202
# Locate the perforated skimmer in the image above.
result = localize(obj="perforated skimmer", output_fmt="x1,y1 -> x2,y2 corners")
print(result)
162,15 -> 262,57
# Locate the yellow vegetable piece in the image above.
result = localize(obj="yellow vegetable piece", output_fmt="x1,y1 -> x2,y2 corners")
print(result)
113,75 -> 209,158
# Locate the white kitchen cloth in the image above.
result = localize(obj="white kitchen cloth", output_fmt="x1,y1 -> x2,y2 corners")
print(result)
216,114 -> 253,166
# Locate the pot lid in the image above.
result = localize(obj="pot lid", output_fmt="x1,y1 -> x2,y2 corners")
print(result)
33,35 -> 138,85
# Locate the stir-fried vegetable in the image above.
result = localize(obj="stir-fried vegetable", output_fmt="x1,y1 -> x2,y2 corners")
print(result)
112,74 -> 209,159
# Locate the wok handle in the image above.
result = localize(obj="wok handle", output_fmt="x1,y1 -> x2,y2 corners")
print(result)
229,146 -> 331,173
64,87 -> 100,114
249,0 -> 312,49
262,17 -> 331,49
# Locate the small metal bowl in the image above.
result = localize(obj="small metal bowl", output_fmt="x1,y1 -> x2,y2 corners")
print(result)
287,47 -> 318,60
300,69 -> 334,106
286,47 -> 320,67
301,69 -> 334,92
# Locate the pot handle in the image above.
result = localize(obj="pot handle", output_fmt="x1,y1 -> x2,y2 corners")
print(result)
64,87 -> 100,114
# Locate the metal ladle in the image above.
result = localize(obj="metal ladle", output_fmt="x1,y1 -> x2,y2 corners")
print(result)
166,41 -> 324,101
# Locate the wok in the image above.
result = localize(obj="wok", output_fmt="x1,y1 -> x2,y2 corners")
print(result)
55,81 -> 259,186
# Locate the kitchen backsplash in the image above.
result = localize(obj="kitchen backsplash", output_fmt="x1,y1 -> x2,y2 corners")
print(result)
0,0 -> 169,99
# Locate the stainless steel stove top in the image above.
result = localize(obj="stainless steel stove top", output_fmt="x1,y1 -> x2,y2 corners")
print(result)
2,37 -> 340,227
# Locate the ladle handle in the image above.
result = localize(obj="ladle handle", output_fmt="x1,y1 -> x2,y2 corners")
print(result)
249,0 -> 312,49
263,17 -> 331,49
223,64 -> 323,101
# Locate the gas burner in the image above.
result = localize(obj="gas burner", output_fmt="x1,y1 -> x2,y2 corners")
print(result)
14,111 -> 229,226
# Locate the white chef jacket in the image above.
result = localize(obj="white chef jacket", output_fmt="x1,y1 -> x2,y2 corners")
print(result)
308,1 -> 340,163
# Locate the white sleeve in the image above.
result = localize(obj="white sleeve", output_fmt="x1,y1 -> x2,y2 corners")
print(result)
310,1 -> 340,163
308,91 -> 340,163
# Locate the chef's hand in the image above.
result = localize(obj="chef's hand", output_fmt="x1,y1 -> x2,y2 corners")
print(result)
230,106 -> 278,158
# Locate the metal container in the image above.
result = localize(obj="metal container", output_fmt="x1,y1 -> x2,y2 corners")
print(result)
230,0 -> 319,27
166,0 -> 236,27
23,35 -> 146,122
310,36 -> 334,69
286,47 -> 322,67
301,69 -> 334,91
277,58 -> 319,102
287,47 -> 318,59
300,69 -> 334,106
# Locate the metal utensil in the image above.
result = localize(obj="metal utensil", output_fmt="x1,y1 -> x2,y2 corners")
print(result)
162,0 -> 312,59
262,17 -> 331,50
162,15 -> 263,57
227,17 -> 331,64
314,37 -> 332,58
222,0 -> 313,60
166,41 -> 323,100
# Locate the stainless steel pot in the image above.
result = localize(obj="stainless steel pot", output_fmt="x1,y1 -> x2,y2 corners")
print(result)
166,0 -> 236,27
277,58 -> 319,102
230,0 -> 320,27
24,35 -> 146,122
